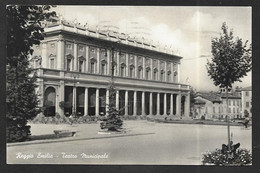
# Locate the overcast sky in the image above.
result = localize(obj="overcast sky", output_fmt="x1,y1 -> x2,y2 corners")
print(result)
53,6 -> 252,92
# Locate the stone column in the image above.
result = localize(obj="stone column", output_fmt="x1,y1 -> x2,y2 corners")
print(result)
149,92 -> 153,115
106,49 -> 110,75
126,54 -> 129,77
57,37 -> 65,70
106,89 -> 109,116
72,86 -> 77,115
95,88 -> 99,116
125,90 -> 128,115
185,92 -> 190,117
170,93 -> 173,115
176,92 -> 181,116
150,59 -> 153,80
157,92 -> 160,115
84,87 -> 88,116
143,57 -> 146,79
97,48 -> 100,74
57,81 -> 65,116
157,60 -> 161,77
116,90 -> 119,110
177,63 -> 180,83
117,52 -> 120,76
38,79 -> 44,117
134,56 -> 138,78
142,91 -> 145,115
171,62 -> 174,83
41,43 -> 47,68
73,42 -> 77,71
134,91 -> 137,115
165,62 -> 167,81
85,45 -> 89,72
164,93 -> 167,115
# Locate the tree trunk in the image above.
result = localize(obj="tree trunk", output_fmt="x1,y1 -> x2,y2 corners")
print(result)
226,87 -> 231,151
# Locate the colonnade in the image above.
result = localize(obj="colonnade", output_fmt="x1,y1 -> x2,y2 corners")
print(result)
67,86 -> 190,117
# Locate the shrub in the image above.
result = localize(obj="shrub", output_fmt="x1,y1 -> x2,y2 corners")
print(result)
201,115 -> 206,120
202,148 -> 252,166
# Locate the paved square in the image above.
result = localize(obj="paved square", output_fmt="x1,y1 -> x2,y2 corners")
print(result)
7,120 -> 251,165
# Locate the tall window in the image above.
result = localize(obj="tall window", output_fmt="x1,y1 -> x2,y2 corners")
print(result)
129,66 -> 134,78
246,91 -> 249,96
120,65 -> 126,77
213,107 -> 215,113
79,60 -> 83,72
229,108 -> 231,113
146,68 -> 150,80
219,107 -> 221,113
67,59 -> 72,71
138,67 -> 142,79
50,58 -> 54,69
161,71 -> 164,81
233,100 -> 235,106
246,102 -> 250,108
90,62 -> 95,73
233,108 -> 235,113
167,72 -> 171,82
237,108 -> 239,113
229,100 -> 231,106
101,63 -> 106,75
153,70 -> 158,80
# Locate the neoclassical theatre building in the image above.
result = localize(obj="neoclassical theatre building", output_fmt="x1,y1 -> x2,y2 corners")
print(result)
31,18 -> 190,117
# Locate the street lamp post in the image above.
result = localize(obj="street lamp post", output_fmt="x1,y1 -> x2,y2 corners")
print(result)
71,73 -> 79,117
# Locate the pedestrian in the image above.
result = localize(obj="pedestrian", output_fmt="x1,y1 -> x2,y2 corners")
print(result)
244,116 -> 250,128
69,114 -> 73,125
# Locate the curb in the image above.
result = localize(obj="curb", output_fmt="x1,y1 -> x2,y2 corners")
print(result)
7,132 -> 155,147
150,120 -> 244,126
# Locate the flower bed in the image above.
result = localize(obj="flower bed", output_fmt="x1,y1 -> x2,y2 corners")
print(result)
202,148 -> 252,166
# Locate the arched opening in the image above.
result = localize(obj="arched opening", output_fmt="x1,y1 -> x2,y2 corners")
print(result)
76,87 -> 85,116
64,86 -> 73,116
44,87 -> 56,116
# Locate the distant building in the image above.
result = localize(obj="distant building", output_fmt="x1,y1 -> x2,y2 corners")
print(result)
219,91 -> 242,119
194,89 -> 242,119
239,86 -> 252,118
194,92 -> 222,119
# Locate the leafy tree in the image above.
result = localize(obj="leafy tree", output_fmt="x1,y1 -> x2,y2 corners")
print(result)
206,22 -> 252,150
6,5 -> 56,142
100,81 -> 123,131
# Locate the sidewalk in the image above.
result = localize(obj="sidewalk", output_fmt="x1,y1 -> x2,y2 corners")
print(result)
6,119 -> 247,147
7,120 -> 155,147
149,117 -> 245,126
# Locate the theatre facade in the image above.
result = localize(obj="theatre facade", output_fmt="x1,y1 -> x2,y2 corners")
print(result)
30,18 -> 190,118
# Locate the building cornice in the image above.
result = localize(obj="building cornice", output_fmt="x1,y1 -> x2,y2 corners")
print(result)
43,27 -> 183,62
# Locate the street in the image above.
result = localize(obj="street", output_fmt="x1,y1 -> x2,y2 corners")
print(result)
7,120 -> 251,165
